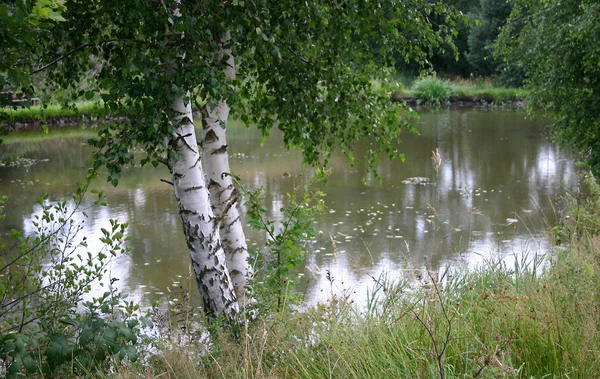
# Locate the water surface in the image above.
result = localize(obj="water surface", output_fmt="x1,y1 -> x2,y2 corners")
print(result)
0,109 -> 577,305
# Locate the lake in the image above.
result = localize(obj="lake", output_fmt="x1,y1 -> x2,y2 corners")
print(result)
0,109 -> 577,307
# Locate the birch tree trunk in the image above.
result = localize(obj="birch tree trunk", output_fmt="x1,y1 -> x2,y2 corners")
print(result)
168,96 -> 239,322
202,33 -> 252,302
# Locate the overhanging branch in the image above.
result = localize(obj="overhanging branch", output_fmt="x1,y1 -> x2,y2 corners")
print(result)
30,39 -> 153,75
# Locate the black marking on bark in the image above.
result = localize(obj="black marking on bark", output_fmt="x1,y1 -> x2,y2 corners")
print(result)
229,246 -> 247,255
172,172 -> 184,179
225,215 -> 241,229
175,132 -> 197,154
184,185 -> 204,192
208,179 -> 222,191
229,269 -> 243,276
196,265 -> 219,283
200,107 -> 210,129
191,156 -> 202,169
210,145 -> 228,155
204,129 -> 219,144
179,208 -> 200,216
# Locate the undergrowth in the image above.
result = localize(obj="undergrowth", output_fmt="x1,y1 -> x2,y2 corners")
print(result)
114,172 -> 600,378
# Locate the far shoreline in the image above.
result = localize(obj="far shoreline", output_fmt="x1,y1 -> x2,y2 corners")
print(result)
2,96 -> 526,131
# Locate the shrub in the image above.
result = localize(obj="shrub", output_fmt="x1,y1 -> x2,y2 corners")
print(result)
412,76 -> 452,106
0,186 -> 149,377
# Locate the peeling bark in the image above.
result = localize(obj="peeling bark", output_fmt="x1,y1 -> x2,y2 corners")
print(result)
168,96 -> 239,322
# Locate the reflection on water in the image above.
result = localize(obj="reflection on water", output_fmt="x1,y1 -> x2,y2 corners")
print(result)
0,110 -> 577,306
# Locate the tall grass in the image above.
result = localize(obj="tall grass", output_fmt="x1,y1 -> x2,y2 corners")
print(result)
398,75 -> 529,106
411,76 -> 453,106
1,101 -> 111,123
110,174 -> 600,379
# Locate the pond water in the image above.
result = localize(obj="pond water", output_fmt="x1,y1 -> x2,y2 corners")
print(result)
0,109 -> 577,306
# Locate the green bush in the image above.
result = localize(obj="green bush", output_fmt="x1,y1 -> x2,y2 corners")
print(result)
0,186 -> 150,377
412,76 -> 452,106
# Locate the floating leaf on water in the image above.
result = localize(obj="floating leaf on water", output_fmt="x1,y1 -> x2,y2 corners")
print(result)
401,177 -> 432,185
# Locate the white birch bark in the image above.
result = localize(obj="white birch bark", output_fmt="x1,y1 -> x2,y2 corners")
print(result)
168,96 -> 239,321
202,32 -> 252,302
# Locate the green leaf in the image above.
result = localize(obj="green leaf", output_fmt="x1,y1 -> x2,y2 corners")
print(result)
7,360 -> 22,376
22,356 -> 37,373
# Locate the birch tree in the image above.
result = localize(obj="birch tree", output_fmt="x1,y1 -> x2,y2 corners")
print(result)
24,0 -> 462,322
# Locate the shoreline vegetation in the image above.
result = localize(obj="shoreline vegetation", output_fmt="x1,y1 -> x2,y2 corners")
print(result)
1,77 -> 528,129
113,175 -> 600,378
5,76 -> 599,378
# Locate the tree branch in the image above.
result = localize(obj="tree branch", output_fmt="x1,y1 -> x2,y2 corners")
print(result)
30,39 -> 152,75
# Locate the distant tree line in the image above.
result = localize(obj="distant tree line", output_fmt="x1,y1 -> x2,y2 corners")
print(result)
394,0 -> 526,86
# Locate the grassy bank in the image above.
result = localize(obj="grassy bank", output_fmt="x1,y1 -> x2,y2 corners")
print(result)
374,76 -> 528,106
113,178 -> 600,378
1,101 -> 111,125
3,77 -> 526,126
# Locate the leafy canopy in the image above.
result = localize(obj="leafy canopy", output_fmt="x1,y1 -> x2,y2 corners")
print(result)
32,0 -> 463,182
0,0 -> 67,108
496,0 -> 600,172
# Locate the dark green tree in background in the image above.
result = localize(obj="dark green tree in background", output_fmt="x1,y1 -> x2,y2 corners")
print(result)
467,0 -> 524,85
496,0 -> 600,173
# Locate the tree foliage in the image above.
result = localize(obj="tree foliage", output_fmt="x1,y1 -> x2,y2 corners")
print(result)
0,0 -> 67,110
0,188 -> 148,377
466,0 -> 512,76
32,0 -> 463,180
3,0 -> 465,321
496,0 -> 600,172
